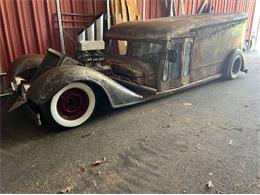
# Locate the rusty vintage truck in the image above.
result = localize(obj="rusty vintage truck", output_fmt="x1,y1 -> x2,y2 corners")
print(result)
8,13 -> 248,128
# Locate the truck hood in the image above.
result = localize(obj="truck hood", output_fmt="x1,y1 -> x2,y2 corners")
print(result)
106,55 -> 156,88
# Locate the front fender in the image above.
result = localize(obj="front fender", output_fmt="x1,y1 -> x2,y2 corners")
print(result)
27,65 -> 143,108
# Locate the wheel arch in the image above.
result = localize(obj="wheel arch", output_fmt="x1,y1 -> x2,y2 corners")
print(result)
224,48 -> 247,73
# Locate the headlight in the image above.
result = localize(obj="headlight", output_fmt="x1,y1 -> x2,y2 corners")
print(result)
21,83 -> 30,98
11,76 -> 26,92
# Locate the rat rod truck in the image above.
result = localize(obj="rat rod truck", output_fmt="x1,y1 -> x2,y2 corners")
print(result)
8,13 -> 248,128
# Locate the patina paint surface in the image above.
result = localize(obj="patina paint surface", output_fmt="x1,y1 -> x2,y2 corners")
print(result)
105,13 -> 247,40
191,19 -> 247,82
27,65 -> 143,108
105,13 -> 247,92
26,13 -> 248,108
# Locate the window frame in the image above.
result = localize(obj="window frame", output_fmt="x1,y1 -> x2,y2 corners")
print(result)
170,40 -> 183,81
183,40 -> 193,77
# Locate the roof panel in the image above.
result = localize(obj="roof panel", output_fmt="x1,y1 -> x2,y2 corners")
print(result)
106,13 -> 248,40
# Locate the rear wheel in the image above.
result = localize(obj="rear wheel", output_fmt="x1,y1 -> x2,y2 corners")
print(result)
41,82 -> 96,129
224,49 -> 244,80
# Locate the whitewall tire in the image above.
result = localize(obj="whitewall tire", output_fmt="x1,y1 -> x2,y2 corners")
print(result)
49,82 -> 96,128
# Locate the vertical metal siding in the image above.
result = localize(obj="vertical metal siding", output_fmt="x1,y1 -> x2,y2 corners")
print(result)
137,0 -> 255,39
0,0 -> 256,72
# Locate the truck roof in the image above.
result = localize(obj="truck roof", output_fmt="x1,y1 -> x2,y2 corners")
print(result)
105,13 -> 247,40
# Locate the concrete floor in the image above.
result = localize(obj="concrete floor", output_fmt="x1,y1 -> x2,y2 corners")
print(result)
0,51 -> 260,193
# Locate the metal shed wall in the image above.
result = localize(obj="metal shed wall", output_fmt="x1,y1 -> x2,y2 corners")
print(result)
0,0 -> 105,72
0,0 -> 256,72
136,0 -> 255,39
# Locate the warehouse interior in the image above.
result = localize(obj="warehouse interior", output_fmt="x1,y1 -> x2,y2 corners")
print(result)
0,0 -> 260,193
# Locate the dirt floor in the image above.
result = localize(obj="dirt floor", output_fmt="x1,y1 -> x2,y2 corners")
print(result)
0,51 -> 260,193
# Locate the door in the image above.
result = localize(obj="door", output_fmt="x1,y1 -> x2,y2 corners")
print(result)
168,38 -> 193,88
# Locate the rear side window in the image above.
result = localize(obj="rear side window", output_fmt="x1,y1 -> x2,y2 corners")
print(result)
171,42 -> 182,80
183,41 -> 192,77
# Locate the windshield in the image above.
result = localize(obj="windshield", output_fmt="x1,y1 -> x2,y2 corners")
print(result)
107,39 -> 163,64
131,41 -> 163,63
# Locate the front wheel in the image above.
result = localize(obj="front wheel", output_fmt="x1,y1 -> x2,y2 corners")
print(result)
41,82 -> 96,129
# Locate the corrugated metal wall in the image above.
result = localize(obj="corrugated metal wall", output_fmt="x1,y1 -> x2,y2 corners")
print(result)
136,0 -> 255,38
0,0 -> 256,72
0,0 -> 105,72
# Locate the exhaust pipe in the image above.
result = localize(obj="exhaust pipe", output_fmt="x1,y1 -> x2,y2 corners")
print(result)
87,21 -> 95,41
95,14 -> 104,40
77,29 -> 86,42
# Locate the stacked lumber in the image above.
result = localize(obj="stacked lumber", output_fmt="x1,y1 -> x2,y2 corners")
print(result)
110,0 -> 140,25
109,0 -> 140,55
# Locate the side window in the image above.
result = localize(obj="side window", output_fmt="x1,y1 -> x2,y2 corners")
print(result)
171,42 -> 182,80
107,40 -> 128,56
162,61 -> 169,82
183,41 -> 192,77
118,40 -> 128,55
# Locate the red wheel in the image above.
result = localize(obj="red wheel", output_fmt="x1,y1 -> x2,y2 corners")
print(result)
48,82 -> 96,128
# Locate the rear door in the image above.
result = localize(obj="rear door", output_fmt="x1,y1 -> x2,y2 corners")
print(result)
169,38 -> 193,88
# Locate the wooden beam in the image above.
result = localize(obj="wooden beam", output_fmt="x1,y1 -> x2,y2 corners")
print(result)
120,0 -> 128,22
126,0 -> 138,21
142,0 -> 145,20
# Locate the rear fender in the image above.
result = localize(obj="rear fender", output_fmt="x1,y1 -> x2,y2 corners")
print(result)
27,65 -> 143,108
7,54 -> 44,80
225,49 -> 247,73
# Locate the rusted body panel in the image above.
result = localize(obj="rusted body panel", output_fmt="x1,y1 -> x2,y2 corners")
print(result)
27,65 -> 143,108
25,13 -> 248,108
108,56 -> 157,88
7,54 -> 43,80
190,19 -> 247,82
105,13 -> 247,92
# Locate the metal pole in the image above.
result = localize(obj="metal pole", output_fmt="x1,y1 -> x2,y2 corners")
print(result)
255,18 -> 260,50
96,14 -> 103,40
169,0 -> 173,16
142,0 -> 145,20
107,0 -> 111,29
56,0 -> 65,54
172,0 -> 176,16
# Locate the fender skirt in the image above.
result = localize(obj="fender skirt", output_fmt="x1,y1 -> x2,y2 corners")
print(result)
27,65 -> 143,108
